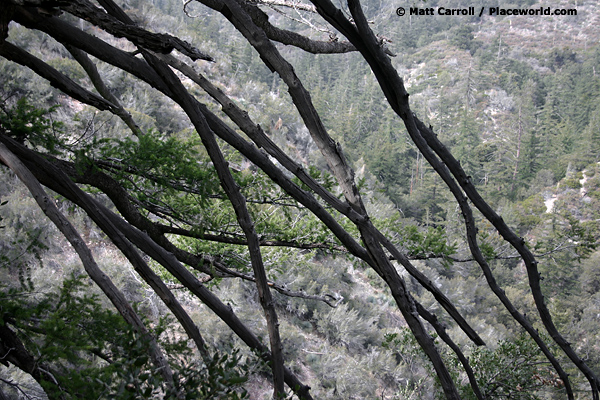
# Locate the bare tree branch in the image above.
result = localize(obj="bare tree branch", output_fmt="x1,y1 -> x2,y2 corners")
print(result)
208,0 -> 462,396
0,322 -> 68,399
3,9 -> 465,398
10,5 -> 482,392
161,51 -> 484,346
415,116 -> 600,397
195,0 -> 355,54
0,142 -> 176,390
251,0 -> 317,13
64,44 -> 142,136
0,135 -> 315,400
0,41 -> 120,113
61,0 -> 213,61
4,0 -> 595,398
306,0 -> 594,396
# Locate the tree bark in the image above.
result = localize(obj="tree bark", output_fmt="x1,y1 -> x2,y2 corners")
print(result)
0,322 -> 68,399
4,0 -> 597,398
0,135 -> 315,400
0,142 -> 176,393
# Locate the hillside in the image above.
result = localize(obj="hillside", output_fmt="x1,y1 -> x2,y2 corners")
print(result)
1,0 -> 599,398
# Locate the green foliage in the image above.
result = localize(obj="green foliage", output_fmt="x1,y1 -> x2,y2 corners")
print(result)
382,328 -> 570,400
167,343 -> 249,400
382,330 -> 420,353
478,231 -> 497,261
99,129 -> 221,210
2,274 -> 154,398
450,25 -> 481,54
561,177 -> 581,190
3,1 -> 600,398
94,129 -> 341,259
559,214 -> 598,260
292,165 -> 336,193
0,273 -> 249,399
515,194 -> 547,231
383,331 -> 566,399
389,223 -> 457,264
449,334 -> 565,400
0,97 -> 65,154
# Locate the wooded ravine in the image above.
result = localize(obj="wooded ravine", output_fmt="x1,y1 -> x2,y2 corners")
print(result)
1,0 -> 599,399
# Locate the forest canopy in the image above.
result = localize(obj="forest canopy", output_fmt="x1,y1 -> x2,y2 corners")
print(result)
1,0 -> 599,399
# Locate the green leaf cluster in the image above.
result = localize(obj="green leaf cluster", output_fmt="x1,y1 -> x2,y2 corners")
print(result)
99,129 -> 221,211
387,221 -> 457,263
449,334 -> 563,400
0,97 -> 65,154
0,273 -> 249,399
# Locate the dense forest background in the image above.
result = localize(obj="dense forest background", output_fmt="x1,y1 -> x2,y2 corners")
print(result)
1,0 -> 599,398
